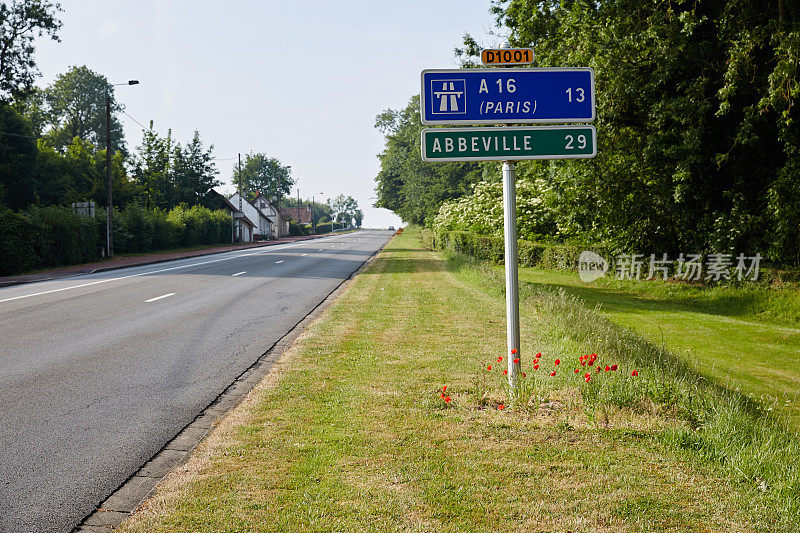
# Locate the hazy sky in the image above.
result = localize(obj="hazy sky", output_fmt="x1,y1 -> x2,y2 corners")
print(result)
33,1 -> 505,227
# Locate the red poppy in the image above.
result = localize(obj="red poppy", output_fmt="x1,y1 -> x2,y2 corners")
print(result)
610,365 -> 618,371
444,396 -> 451,403
585,375 -> 591,383
533,364 -> 539,370
513,357 -> 520,364
497,356 -> 503,362
533,358 -> 539,364
440,392 -> 446,399
522,372 -> 526,377
596,366 -> 602,372
550,371 -> 556,377
442,385 -> 448,392
605,365 -> 610,372
555,359 -> 561,365
511,348 -> 517,354
503,369 -> 508,375
487,365 -> 492,371
537,352 -> 542,357
631,370 -> 639,377
574,368 -> 580,373
584,372 -> 591,380
498,404 -> 505,410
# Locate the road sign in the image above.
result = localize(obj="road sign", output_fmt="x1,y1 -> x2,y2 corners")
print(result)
421,125 -> 596,162
420,68 -> 594,125
481,48 -> 534,66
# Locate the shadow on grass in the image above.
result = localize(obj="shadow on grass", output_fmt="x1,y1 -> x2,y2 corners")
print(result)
518,275 -> 774,325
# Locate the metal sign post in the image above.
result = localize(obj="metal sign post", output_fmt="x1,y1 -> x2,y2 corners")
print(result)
502,161 -> 521,386
419,57 -> 597,389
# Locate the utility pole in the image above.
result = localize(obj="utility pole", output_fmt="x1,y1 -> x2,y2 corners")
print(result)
104,80 -> 139,259
237,153 -> 242,243
297,188 -> 301,226
105,93 -> 113,258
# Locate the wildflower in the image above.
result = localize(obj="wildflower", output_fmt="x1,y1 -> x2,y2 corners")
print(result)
522,372 -> 526,378
550,371 -> 556,377
444,396 -> 451,403
498,404 -> 506,410
536,352 -> 542,358
584,372 -> 591,380
596,366 -> 602,373
610,365 -> 618,371
533,358 -> 539,364
605,365 -> 610,372
487,365 -> 492,371
497,356 -> 503,362
631,370 -> 639,377
555,359 -> 561,366
513,358 -> 520,364
442,385 -> 448,392
511,348 -> 517,354
503,369 -> 508,375
533,364 -> 539,370
574,368 -> 580,373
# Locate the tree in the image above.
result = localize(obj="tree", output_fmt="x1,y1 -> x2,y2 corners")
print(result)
171,131 -> 219,206
0,0 -> 62,102
0,103 -> 37,208
41,65 -> 126,153
231,152 -> 293,204
374,95 -> 484,225
131,123 -> 173,209
445,0 -> 800,263
329,194 -> 360,227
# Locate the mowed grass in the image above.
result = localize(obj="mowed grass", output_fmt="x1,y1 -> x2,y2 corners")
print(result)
121,228 -> 783,532
507,268 -> 800,424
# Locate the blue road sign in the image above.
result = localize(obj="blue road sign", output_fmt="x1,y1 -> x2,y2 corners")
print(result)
420,68 -> 595,125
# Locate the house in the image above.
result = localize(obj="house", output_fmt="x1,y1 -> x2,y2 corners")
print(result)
279,206 -> 313,227
204,189 -> 256,243
251,192 -> 291,238
229,192 -> 272,240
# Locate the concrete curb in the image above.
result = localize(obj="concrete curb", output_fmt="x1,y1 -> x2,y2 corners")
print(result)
0,234 -> 334,288
72,233 -> 391,532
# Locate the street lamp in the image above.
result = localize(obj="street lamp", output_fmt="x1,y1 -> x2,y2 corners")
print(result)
106,79 -> 139,258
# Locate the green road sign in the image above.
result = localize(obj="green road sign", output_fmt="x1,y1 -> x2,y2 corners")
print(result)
420,125 -> 596,162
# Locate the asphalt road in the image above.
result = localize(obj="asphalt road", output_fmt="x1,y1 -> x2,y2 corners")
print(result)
0,230 -> 392,533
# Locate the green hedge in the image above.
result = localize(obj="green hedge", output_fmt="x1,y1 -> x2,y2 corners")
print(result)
0,204 -> 234,276
427,229 -> 612,270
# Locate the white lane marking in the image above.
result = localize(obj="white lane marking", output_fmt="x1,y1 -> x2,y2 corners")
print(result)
300,253 -> 308,256
318,249 -> 324,251
232,271 -> 246,277
275,260 -> 284,264
0,243 -> 301,304
145,293 -> 175,303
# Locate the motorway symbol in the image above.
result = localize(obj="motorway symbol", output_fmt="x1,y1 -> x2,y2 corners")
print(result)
481,48 -> 534,66
420,68 -> 595,125
420,125 -> 596,162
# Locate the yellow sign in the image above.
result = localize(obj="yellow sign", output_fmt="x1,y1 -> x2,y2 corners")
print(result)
481,48 -> 534,66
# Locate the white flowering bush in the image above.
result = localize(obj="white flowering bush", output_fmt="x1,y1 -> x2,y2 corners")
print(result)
432,176 -> 556,241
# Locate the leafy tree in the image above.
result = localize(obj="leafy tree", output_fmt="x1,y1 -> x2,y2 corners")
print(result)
171,131 -> 220,206
444,0 -> 800,263
131,123 -> 173,209
329,194 -> 360,227
0,0 -> 62,102
374,95 -> 484,225
0,103 -> 37,208
231,152 -> 293,204
41,65 -> 126,153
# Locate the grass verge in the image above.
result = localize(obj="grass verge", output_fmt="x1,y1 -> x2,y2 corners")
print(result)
121,227 -> 796,532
